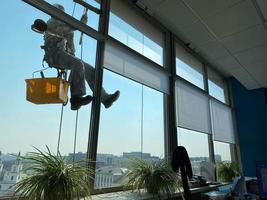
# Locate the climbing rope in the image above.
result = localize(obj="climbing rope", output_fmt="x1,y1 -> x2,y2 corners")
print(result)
57,2 -> 87,160
72,4 -> 89,162
57,105 -> 64,156
140,85 -> 144,159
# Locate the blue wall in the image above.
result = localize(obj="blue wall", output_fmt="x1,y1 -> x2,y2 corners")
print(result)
230,78 -> 267,176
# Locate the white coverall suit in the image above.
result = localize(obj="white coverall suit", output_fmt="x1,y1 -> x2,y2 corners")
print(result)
43,17 -> 109,99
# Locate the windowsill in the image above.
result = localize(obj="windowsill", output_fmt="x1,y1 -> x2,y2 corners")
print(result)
91,184 -> 228,200
0,184 -> 229,200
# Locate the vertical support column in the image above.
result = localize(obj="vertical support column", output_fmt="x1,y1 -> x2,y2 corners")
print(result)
204,64 -> 216,180
87,0 -> 110,190
204,65 -> 215,164
164,32 -> 177,162
228,80 -> 243,173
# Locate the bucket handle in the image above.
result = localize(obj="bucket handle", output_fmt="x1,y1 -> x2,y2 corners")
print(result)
32,67 -> 50,78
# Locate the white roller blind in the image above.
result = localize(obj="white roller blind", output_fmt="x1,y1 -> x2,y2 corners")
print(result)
176,80 -> 211,133
104,41 -> 169,94
211,99 -> 235,144
110,0 -> 163,46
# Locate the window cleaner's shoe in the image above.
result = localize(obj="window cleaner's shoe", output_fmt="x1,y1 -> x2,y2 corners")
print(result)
102,91 -> 120,109
70,95 -> 93,110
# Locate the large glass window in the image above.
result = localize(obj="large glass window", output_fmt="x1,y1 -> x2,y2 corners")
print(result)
208,68 -> 228,104
178,128 -> 215,181
96,70 -> 165,189
0,2 -> 98,197
109,0 -> 164,66
176,44 -> 205,89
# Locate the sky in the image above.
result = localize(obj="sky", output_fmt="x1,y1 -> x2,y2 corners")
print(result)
0,0 -> 230,161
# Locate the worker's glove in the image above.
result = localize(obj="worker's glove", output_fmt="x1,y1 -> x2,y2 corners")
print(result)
80,13 -> 88,24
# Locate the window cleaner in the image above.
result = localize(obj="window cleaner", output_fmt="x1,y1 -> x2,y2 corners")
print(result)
29,3 -> 120,110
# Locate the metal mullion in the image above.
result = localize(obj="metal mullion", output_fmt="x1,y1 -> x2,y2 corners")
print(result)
87,0 -> 110,190
73,0 -> 101,15
228,81 -> 243,172
203,62 -> 209,93
208,99 -> 217,180
165,32 -> 177,162
204,63 -> 216,166
23,0 -> 104,41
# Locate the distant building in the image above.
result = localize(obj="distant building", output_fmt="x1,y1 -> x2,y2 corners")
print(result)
66,152 -> 162,189
215,154 -> 222,163
191,161 -> 215,181
0,152 -> 3,174
0,153 -> 26,197
94,166 -> 129,189
123,152 -> 151,159
190,156 -> 209,162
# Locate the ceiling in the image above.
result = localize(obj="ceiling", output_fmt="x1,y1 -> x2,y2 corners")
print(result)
136,0 -> 267,90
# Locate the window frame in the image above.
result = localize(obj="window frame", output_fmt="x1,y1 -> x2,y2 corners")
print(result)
20,0 -> 241,193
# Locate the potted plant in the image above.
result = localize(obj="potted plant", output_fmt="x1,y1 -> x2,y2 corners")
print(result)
218,161 -> 240,182
12,146 -> 93,200
126,158 -> 182,198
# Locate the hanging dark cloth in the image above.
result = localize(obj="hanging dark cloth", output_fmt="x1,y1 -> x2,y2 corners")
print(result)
171,146 -> 193,200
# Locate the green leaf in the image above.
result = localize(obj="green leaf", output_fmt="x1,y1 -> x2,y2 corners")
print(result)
12,146 -> 93,200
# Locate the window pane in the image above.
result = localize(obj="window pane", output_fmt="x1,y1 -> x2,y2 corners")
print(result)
176,45 -> 205,89
0,2 -> 97,197
96,70 -> 165,189
109,0 -> 164,66
178,128 -> 215,181
46,0 -> 100,30
208,69 -> 228,103
214,141 -> 232,162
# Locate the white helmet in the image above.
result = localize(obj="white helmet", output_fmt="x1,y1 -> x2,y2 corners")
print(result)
53,3 -> 65,12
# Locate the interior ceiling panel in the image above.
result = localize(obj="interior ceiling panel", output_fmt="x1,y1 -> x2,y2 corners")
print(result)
136,0 -> 267,89
150,0 -> 198,29
234,44 -> 267,65
221,25 -> 267,53
202,0 -> 261,38
184,0 -> 243,18
179,21 -> 216,46
214,56 -> 243,74
229,67 -> 260,89
256,0 -> 267,19
196,40 -> 230,60
244,60 -> 267,77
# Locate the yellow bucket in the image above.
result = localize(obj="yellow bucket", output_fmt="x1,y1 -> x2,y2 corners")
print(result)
25,77 -> 69,104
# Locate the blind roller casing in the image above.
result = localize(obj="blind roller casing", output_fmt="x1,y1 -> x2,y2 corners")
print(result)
104,41 -> 169,94
176,80 -> 211,134
110,0 -> 163,46
211,99 -> 235,144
